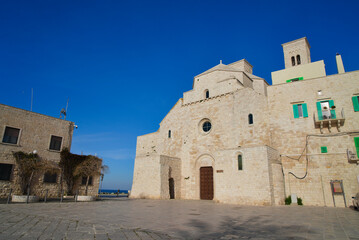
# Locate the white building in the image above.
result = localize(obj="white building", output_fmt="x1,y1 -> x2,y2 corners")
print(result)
131,37 -> 359,207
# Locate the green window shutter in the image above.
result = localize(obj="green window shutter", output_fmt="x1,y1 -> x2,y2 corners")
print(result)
329,100 -> 336,119
321,146 -> 328,153
286,79 -> 291,83
316,102 -> 323,120
293,104 -> 299,118
298,77 -> 304,80
355,137 -> 359,158
352,96 -> 359,112
302,103 -> 308,118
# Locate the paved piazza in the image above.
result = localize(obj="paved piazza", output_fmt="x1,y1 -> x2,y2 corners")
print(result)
0,198 -> 359,240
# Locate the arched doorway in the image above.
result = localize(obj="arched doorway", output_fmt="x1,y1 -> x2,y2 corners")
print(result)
200,167 -> 213,200
169,178 -> 175,199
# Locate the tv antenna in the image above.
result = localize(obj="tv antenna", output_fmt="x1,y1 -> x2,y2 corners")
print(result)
60,98 -> 69,120
30,88 -> 33,111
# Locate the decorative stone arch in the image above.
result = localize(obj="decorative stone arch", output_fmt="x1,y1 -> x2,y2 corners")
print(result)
194,153 -> 215,200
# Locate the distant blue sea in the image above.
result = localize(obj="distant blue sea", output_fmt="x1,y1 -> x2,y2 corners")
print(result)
99,189 -> 128,194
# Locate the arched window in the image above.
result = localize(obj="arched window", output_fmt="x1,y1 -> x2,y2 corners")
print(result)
248,114 -> 253,125
168,130 -> 171,138
205,90 -> 209,99
238,155 -> 243,170
291,56 -> 295,66
296,55 -> 301,65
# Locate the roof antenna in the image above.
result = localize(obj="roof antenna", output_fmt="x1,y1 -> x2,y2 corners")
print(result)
65,98 -> 69,120
60,98 -> 69,120
30,88 -> 33,111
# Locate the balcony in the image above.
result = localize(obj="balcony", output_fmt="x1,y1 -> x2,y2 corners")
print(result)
313,108 -> 345,133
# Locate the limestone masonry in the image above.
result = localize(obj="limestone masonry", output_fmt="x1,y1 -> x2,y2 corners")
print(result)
0,104 -> 100,197
131,37 -> 359,207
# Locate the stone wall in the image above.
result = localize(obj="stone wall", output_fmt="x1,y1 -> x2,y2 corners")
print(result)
130,154 -> 162,199
268,72 -> 359,206
73,175 -> 101,197
160,155 -> 181,199
0,104 -> 75,198
131,53 -> 359,207
0,104 -> 100,198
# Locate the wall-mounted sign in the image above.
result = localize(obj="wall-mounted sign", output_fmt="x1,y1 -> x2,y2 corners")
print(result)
216,170 -> 223,173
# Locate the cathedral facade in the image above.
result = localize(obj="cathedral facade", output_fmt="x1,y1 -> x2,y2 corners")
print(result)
131,37 -> 359,207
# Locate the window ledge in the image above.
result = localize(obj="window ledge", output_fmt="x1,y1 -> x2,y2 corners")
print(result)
0,142 -> 20,147
47,149 -> 61,153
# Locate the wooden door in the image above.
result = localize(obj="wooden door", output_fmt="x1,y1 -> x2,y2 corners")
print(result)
200,167 -> 213,200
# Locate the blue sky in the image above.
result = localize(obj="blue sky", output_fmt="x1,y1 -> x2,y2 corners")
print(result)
1,0 -> 359,190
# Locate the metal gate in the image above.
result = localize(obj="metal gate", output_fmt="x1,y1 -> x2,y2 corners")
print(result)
200,167 -> 213,200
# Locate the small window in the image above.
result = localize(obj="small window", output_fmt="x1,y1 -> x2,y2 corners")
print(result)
202,121 -> 212,132
205,90 -> 209,99
296,55 -> 301,65
293,103 -> 308,118
291,56 -> 295,66
168,130 -> 171,138
321,146 -> 328,153
238,155 -> 243,170
2,127 -> 20,144
49,135 -> 62,151
0,163 -> 13,181
43,172 -> 57,183
248,114 -> 253,125
81,176 -> 93,185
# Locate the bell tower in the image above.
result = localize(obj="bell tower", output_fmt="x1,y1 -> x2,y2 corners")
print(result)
282,37 -> 311,69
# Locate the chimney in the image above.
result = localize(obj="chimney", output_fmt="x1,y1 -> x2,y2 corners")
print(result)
336,53 -> 345,74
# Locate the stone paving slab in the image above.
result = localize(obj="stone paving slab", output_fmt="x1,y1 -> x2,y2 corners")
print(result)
0,198 -> 358,239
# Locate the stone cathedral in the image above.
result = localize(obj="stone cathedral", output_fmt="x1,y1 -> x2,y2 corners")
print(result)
131,37 -> 359,207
